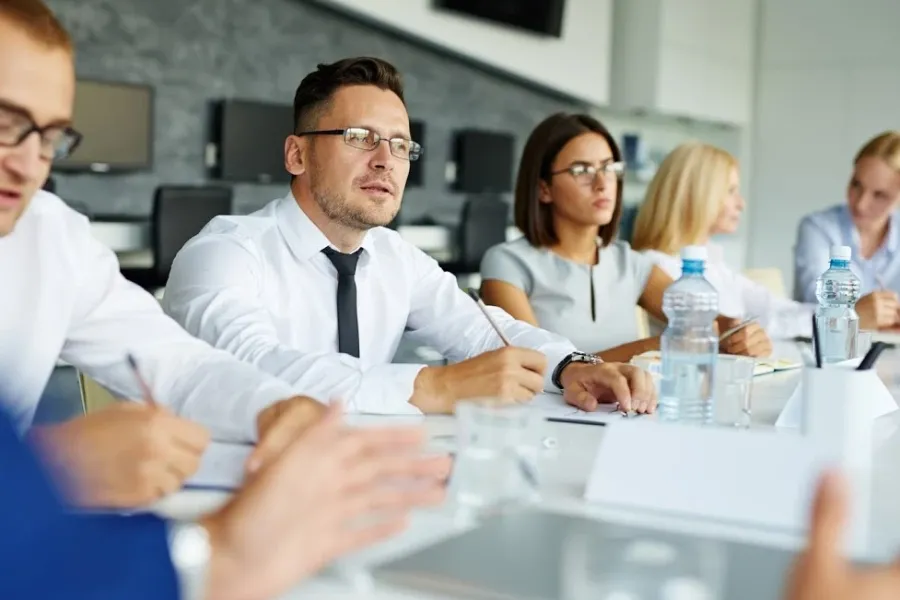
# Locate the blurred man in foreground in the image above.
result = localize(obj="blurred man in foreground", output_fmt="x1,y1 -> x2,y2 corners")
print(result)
0,0 -> 332,509
1,400 -> 450,599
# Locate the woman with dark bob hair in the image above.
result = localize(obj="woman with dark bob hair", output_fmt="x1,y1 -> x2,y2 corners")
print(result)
479,113 -> 771,361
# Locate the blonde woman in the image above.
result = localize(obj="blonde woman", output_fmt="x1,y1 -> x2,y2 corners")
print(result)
632,142 -> 817,339
794,132 -> 900,330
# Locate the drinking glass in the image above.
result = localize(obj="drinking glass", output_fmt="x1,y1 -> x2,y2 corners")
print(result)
449,399 -> 543,516
714,356 -> 755,428
856,330 -> 873,359
630,354 -> 662,394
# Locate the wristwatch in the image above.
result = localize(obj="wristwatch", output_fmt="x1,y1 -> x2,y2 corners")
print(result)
167,521 -> 211,600
551,351 -> 602,390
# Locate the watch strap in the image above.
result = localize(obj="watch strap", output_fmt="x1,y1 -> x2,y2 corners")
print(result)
551,351 -> 601,389
167,521 -> 211,600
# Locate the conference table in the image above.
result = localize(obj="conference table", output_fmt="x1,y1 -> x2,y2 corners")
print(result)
150,341 -> 900,599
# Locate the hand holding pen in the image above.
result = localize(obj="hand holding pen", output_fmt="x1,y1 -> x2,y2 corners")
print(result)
466,289 -> 655,417
718,315 -> 772,357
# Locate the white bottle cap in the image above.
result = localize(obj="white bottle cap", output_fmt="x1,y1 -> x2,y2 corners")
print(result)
830,245 -> 852,260
681,245 -> 707,262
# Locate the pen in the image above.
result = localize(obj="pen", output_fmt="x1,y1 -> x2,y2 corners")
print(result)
125,352 -> 158,407
719,316 -> 759,341
811,314 -> 823,368
876,275 -> 887,290
857,341 -> 889,371
467,288 -> 512,346
546,417 -> 608,427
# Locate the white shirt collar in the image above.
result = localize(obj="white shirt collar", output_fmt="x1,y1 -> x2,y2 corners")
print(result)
274,193 -> 377,266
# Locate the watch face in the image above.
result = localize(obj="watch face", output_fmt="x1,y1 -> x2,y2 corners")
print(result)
172,524 -> 211,568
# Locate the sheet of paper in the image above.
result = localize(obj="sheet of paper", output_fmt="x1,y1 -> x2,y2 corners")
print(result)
585,420 -> 823,532
527,393 -> 623,424
184,441 -> 254,491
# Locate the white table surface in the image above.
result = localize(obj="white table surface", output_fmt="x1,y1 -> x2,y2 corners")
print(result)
150,342 -> 900,599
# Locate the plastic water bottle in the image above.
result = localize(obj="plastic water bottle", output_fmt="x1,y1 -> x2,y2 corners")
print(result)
815,245 -> 860,363
659,246 -> 719,423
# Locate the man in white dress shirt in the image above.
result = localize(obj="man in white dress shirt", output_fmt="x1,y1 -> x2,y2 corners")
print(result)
0,0 -> 331,508
163,57 -> 655,443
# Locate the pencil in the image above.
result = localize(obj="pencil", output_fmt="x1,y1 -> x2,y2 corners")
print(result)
125,353 -> 158,407
467,288 -> 512,346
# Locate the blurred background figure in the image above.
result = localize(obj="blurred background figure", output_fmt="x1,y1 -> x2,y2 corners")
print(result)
794,132 -> 900,331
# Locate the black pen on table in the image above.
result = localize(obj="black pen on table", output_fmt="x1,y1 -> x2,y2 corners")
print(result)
125,352 -> 158,407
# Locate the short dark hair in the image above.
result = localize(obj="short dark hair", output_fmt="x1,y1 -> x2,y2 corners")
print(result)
292,57 -> 405,132
515,113 -> 623,248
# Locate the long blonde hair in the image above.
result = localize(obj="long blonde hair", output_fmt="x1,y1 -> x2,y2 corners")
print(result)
854,131 -> 900,173
631,142 -> 738,255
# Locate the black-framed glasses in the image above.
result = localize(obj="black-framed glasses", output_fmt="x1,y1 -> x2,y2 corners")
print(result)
551,161 -> 625,186
295,127 -> 422,161
0,103 -> 82,161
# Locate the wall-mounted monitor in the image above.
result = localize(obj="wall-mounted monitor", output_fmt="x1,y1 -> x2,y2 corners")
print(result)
453,129 -> 515,193
407,120 -> 425,188
53,79 -> 153,173
210,99 -> 293,184
435,0 -> 566,38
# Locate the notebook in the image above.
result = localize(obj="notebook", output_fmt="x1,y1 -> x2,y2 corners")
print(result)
632,351 -> 802,377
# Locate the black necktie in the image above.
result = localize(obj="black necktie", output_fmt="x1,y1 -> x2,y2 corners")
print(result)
322,247 -> 362,358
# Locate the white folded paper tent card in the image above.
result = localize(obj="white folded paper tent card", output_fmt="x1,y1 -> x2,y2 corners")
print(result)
584,420 -> 824,535
586,364 -> 900,557
776,361 -> 898,430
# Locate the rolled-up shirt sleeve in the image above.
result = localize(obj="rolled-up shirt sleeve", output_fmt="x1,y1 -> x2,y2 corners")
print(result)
61,228 -> 297,443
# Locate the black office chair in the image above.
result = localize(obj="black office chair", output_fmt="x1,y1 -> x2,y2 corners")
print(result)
617,204 -> 640,244
122,185 -> 233,290
442,196 -> 510,275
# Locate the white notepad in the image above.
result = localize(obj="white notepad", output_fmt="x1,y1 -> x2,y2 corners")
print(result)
184,442 -> 254,491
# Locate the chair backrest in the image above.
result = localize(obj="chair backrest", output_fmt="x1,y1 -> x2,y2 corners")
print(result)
152,185 -> 233,279
456,196 -> 509,274
77,371 -> 118,414
635,306 -> 650,338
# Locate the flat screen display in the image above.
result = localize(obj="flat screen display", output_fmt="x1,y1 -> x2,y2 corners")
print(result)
454,129 -> 515,193
436,0 -> 566,37
408,120 -> 425,188
54,80 -> 153,172
212,99 -> 294,184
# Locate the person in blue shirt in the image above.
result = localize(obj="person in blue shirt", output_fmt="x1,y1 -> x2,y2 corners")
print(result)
0,1 -> 450,596
2,399 -> 449,599
794,132 -> 900,330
